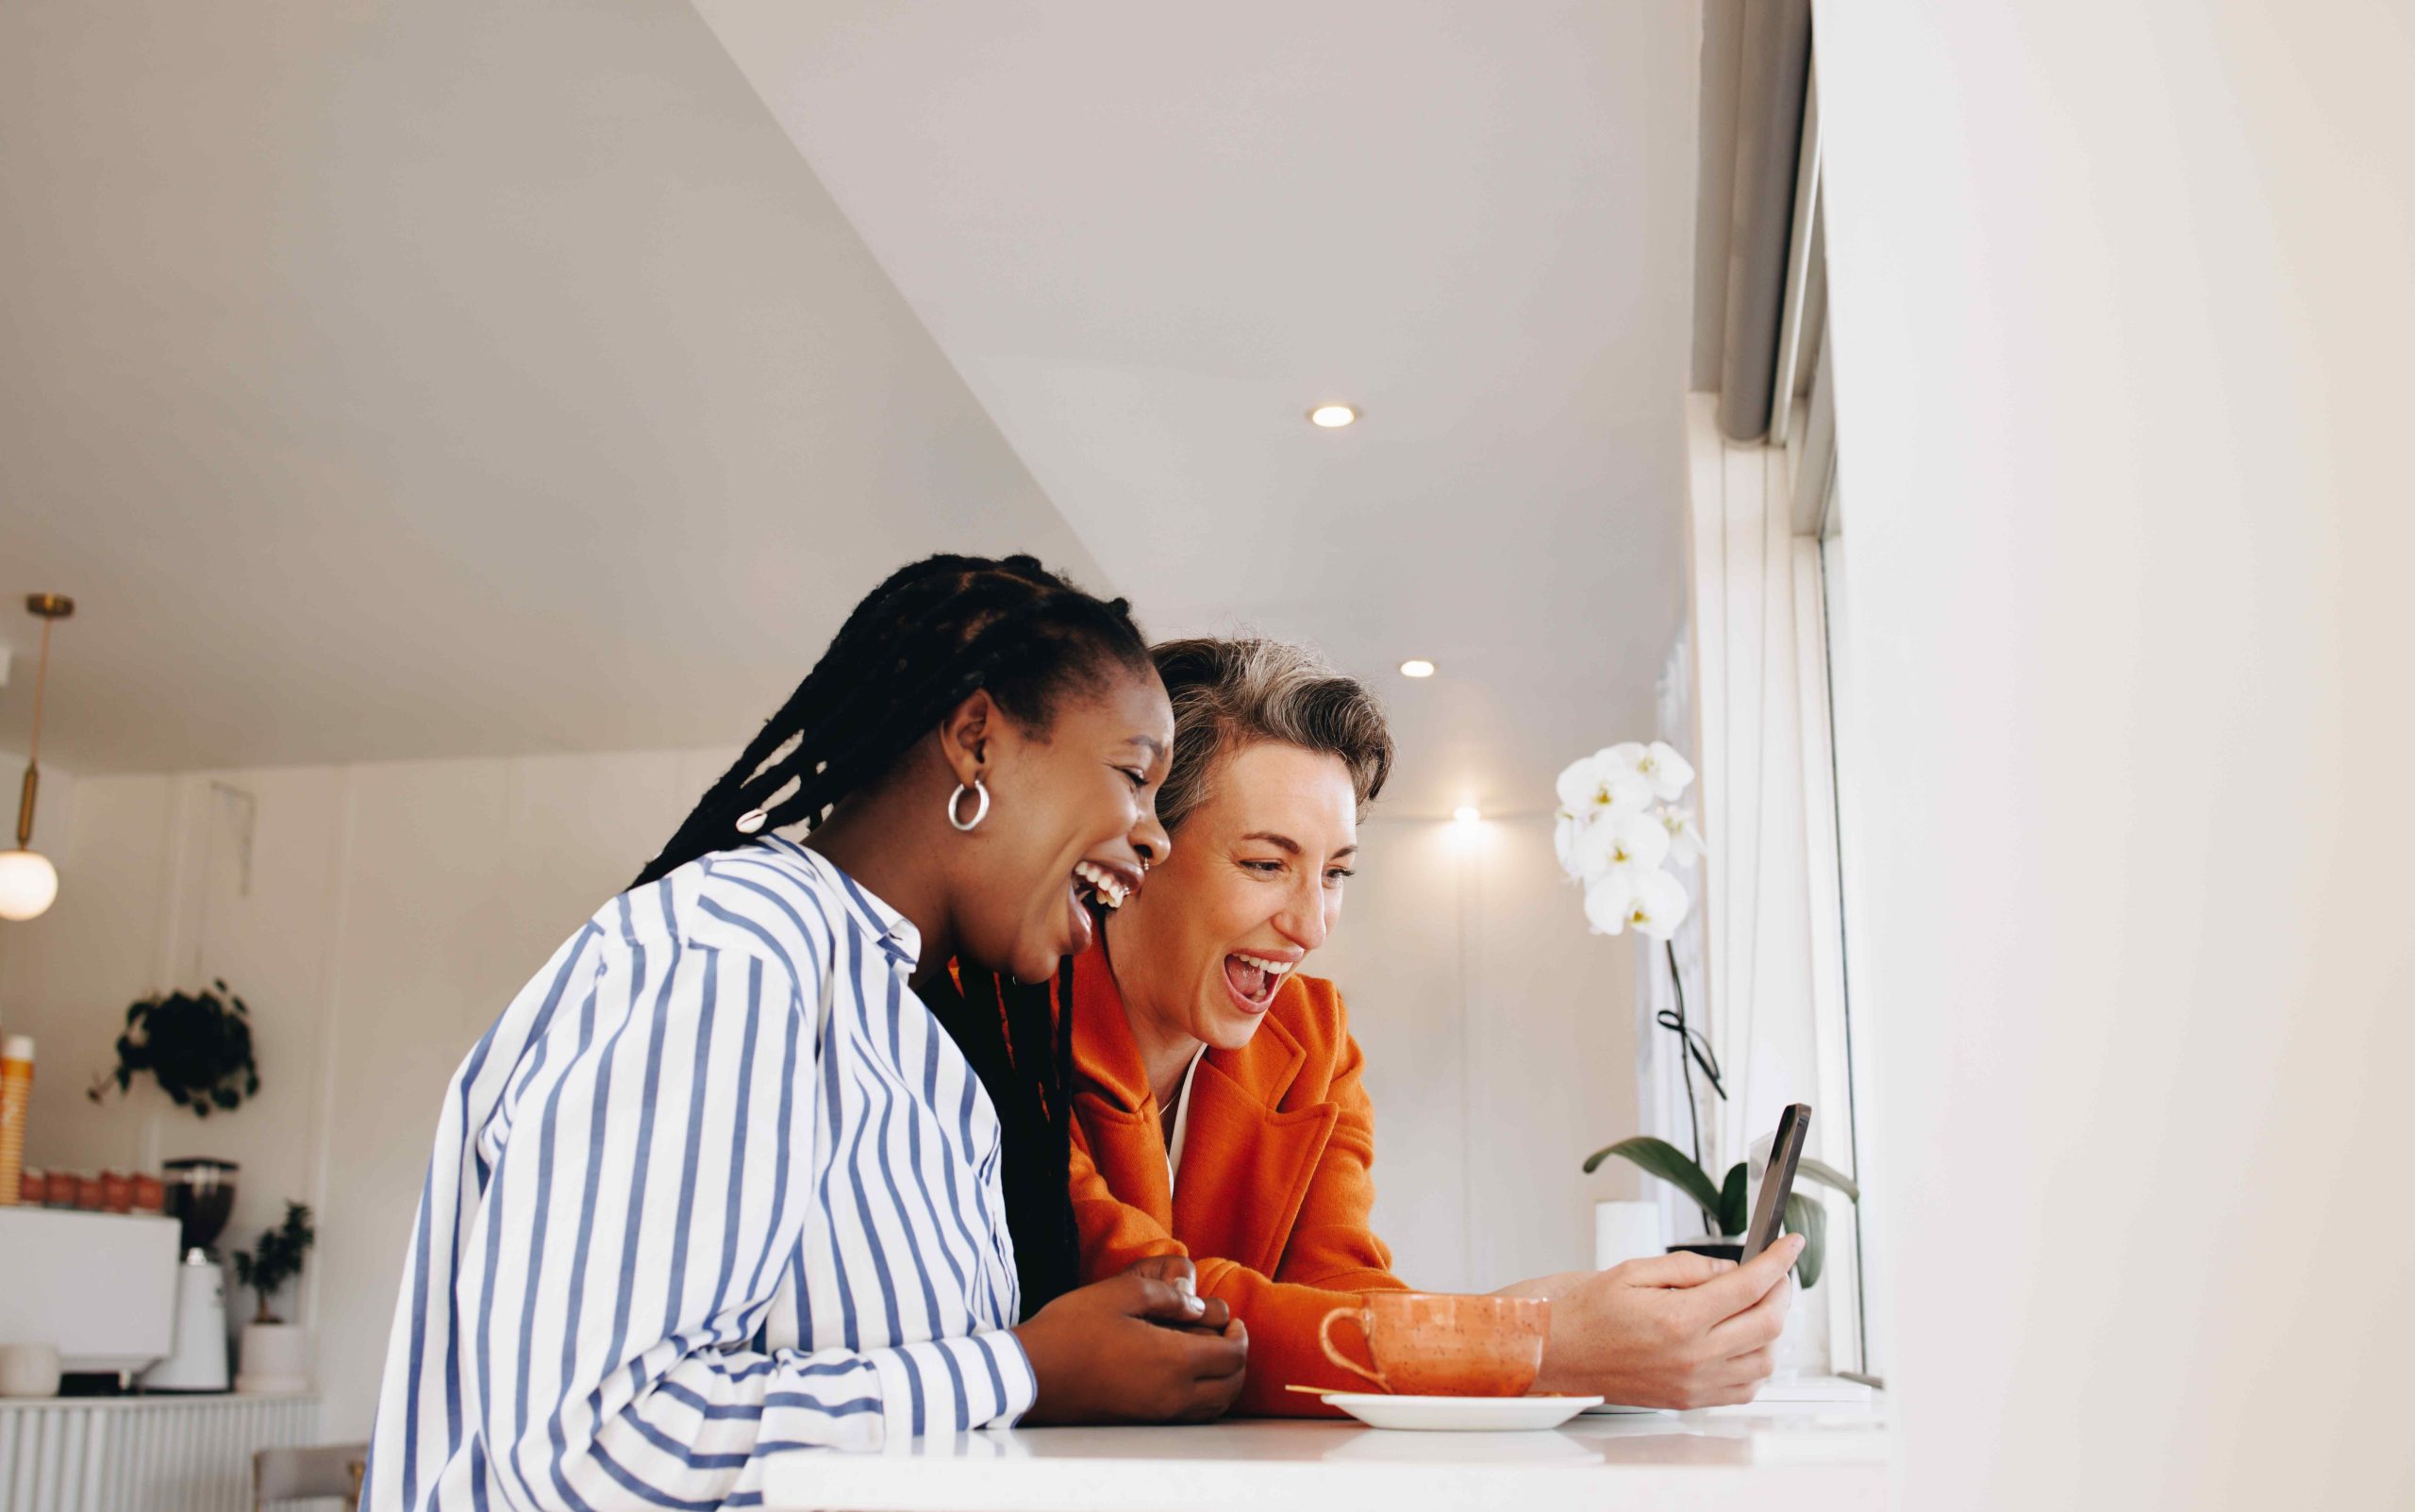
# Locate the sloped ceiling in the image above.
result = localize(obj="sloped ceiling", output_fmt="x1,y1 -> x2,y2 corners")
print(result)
4,0 -> 1701,821
0,0 -> 1097,773
691,1 -> 1701,814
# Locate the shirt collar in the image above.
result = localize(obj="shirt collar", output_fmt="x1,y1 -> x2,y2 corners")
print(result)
768,838 -> 922,968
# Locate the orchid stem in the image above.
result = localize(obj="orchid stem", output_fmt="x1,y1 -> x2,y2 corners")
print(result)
1665,939 -> 1717,1235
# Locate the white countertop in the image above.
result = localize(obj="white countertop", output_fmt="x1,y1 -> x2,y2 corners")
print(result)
762,1394 -> 1890,1512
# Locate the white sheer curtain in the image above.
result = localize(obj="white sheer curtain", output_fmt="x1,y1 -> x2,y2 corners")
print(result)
1634,394 -> 1862,1371
1638,628 -> 1710,1235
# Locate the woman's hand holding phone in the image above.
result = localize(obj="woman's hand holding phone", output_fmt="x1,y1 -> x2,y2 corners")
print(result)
1526,1236 -> 1803,1408
1013,1256 -> 1249,1423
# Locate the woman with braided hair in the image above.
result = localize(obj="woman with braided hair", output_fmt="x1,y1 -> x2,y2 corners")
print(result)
365,554 -> 1245,1512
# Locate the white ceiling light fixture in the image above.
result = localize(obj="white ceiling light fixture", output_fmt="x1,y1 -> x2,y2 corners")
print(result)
1307,404 -> 1358,428
1398,658 -> 1436,678
0,594 -> 75,922
1453,806 -> 1482,824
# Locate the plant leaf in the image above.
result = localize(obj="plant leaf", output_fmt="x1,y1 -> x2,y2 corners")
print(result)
1581,1136 -> 1722,1215
1795,1157 -> 1860,1203
1783,1193 -> 1828,1288
1718,1162 -> 1749,1236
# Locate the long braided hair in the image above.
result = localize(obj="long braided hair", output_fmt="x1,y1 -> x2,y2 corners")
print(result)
633,553 -> 1146,1315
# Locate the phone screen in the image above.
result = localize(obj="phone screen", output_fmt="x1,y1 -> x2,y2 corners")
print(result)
1740,1104 -> 1811,1262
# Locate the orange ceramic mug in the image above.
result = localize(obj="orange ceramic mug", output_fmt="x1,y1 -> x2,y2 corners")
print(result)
1317,1292 -> 1550,1397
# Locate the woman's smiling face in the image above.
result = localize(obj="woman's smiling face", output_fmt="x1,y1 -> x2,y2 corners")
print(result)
1107,739 -> 1358,1052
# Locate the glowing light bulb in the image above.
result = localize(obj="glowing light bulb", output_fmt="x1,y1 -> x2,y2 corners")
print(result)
0,850 -> 59,922
1307,404 -> 1358,428
1399,658 -> 1436,678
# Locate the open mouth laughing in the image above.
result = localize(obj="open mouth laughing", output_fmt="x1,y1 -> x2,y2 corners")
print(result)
1063,856 -> 1144,957
1221,949 -> 1297,1012
1072,859 -> 1139,910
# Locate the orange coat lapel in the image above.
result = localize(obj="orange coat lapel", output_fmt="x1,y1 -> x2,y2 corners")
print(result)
1067,941 -> 1338,1276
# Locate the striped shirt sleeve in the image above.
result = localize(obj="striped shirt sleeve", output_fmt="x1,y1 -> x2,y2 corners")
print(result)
464,897 -> 1036,1512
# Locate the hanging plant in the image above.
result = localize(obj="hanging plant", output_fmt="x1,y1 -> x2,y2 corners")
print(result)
89,978 -> 260,1118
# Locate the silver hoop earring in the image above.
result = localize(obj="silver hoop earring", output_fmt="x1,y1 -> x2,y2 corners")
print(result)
947,779 -> 991,832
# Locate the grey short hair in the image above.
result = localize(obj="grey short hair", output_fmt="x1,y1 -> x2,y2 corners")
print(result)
1150,638 -> 1394,835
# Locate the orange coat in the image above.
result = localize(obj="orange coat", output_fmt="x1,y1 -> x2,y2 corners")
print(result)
1062,940 -> 1408,1418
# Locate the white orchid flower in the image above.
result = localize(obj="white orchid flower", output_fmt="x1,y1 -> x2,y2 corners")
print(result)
1655,805 -> 1706,867
1587,865 -> 1690,938
1581,869 -> 1637,934
1569,807 -> 1670,881
1553,808 -> 1587,879
1640,741 -> 1695,799
1603,739 -> 1694,801
1623,867 -> 1691,938
1597,741 -> 1647,778
1555,751 -> 1654,822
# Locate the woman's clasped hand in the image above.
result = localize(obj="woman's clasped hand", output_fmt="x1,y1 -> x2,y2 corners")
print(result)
1016,1255 -> 1249,1423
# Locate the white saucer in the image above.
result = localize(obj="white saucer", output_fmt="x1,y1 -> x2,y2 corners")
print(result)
1576,1401 -> 1664,1416
1321,1392 -> 1605,1432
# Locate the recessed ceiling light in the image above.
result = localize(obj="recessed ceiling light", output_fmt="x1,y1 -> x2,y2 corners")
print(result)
1308,404 -> 1358,428
1453,806 -> 1482,824
1398,658 -> 1435,678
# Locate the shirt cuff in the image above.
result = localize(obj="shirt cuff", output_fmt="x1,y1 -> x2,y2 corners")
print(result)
866,1330 -> 1039,1447
986,1327 -> 1040,1428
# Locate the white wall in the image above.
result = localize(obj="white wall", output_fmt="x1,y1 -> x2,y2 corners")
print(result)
1320,816 -> 1641,1296
0,762 -> 1632,1438
1817,3 -> 2415,1507
0,750 -> 727,1435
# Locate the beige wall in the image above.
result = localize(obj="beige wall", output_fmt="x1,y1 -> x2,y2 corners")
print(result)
0,751 -> 724,1434
1321,816 -> 1642,1296
0,758 -> 1634,1439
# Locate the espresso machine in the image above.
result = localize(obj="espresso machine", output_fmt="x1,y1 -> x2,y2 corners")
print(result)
141,1156 -> 239,1391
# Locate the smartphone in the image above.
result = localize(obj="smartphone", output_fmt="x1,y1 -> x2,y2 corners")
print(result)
1739,1103 -> 1811,1263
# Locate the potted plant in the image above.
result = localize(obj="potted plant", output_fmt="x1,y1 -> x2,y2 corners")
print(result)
1582,1135 -> 1858,1286
232,1201 -> 315,1394
88,978 -> 261,1117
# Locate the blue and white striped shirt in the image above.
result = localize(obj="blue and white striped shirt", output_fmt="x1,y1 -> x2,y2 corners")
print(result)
364,838 -> 1036,1511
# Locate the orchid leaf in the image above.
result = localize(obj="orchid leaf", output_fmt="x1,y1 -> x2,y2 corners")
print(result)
1795,1157 -> 1860,1203
1718,1161 -> 1750,1236
1581,1136 -> 1722,1217
1783,1193 -> 1828,1288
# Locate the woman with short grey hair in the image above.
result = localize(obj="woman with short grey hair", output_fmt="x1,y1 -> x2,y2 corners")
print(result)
1052,635 -> 1801,1416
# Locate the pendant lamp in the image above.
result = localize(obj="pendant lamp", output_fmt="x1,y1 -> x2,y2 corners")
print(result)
0,594 -> 75,922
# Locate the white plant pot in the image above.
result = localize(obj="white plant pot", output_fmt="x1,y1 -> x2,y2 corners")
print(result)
1774,1272 -> 1832,1377
235,1321 -> 311,1395
1592,1200 -> 1667,1271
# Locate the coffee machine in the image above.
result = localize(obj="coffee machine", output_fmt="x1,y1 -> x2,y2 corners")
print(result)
141,1157 -> 238,1392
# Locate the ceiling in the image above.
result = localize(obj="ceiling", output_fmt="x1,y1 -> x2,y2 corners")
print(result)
691,2 -> 1701,816
0,0 -> 1100,773
3,0 -> 1701,818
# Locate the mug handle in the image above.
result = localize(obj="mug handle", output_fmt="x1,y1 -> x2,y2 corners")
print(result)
1317,1305 -> 1390,1393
